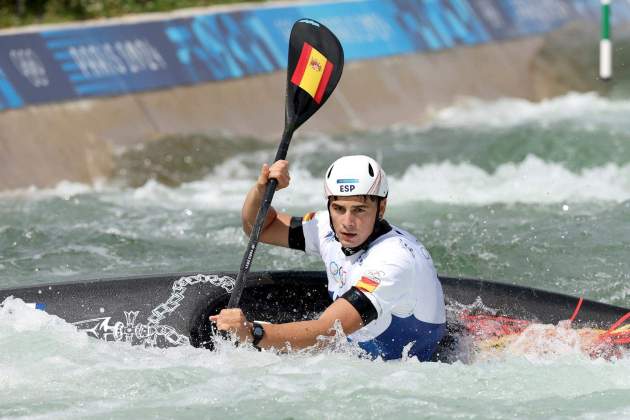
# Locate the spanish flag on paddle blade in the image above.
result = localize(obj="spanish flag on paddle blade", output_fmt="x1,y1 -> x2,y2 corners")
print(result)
291,42 -> 334,104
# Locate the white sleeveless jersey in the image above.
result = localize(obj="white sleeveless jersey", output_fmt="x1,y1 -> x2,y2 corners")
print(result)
302,211 -> 446,360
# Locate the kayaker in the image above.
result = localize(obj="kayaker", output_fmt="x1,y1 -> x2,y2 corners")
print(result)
211,155 -> 446,361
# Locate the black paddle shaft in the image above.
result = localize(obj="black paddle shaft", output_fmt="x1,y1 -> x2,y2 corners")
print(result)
227,19 -> 344,309
227,126 -> 294,308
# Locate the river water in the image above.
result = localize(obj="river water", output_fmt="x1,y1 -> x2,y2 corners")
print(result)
1,92 -> 630,418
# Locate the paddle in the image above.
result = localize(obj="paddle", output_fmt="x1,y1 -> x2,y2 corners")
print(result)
227,19 -> 344,308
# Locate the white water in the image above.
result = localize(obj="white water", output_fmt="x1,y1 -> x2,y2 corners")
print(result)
432,92 -> 630,129
1,298 -> 629,419
2,92 -> 630,418
3,153 -> 630,208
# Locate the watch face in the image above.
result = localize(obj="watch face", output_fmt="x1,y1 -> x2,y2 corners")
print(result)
252,323 -> 265,347
253,325 -> 264,337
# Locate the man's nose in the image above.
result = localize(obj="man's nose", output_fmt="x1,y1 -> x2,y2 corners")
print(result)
341,212 -> 356,227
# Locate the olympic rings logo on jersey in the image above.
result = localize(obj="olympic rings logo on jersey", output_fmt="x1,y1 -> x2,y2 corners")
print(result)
328,261 -> 347,286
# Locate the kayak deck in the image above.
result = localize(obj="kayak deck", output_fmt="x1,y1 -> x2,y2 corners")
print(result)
1,271 -> 628,361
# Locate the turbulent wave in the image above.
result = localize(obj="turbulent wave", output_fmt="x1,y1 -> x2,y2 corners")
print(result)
112,134 -> 270,188
2,91 -> 629,300
432,92 -> 630,130
193,154 -> 630,206
4,154 -> 630,206
0,180 -> 109,200
392,155 -> 630,205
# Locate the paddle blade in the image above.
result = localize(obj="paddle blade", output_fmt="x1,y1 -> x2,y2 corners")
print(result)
286,19 -> 344,130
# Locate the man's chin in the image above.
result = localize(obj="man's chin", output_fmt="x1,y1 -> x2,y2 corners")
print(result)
339,237 -> 360,248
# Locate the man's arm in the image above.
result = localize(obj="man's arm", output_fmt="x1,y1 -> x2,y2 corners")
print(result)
210,297 -> 364,351
242,160 -> 292,248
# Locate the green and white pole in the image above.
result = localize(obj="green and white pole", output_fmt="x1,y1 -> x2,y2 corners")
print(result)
600,0 -> 612,81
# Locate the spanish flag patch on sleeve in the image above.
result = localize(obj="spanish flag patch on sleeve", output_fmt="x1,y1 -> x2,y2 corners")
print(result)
303,211 -> 316,222
356,276 -> 380,293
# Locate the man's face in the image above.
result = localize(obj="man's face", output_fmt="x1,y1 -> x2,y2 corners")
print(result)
329,196 -> 386,248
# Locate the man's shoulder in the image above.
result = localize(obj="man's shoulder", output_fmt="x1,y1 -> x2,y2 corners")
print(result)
304,210 -> 330,230
302,210 -> 329,236
367,226 -> 432,264
364,235 -> 414,264
371,224 -> 417,249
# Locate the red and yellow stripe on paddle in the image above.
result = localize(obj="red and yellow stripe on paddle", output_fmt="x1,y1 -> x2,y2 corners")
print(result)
356,276 -> 380,293
290,42 -> 334,104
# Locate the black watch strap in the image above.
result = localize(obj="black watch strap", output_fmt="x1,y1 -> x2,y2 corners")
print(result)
251,322 -> 265,350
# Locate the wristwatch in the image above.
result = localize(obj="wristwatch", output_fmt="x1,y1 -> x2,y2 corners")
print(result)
251,321 -> 265,350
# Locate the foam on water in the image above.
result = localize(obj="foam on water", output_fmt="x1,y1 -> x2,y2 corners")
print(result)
115,155 -> 630,208
4,153 -> 630,208
392,155 -> 630,204
432,92 -> 630,129
0,180 -> 110,200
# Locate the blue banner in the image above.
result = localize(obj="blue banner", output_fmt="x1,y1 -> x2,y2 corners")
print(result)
0,0 -> 623,111
42,23 -> 180,96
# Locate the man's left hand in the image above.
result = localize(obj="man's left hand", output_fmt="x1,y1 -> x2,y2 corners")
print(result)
210,308 -> 253,343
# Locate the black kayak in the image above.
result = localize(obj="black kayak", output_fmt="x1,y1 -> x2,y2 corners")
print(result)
1,272 -> 628,360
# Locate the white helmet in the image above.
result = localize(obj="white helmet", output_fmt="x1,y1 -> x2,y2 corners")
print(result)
324,155 -> 388,198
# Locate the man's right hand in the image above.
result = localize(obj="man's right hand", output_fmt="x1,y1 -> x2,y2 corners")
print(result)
241,159 -> 293,247
257,160 -> 291,190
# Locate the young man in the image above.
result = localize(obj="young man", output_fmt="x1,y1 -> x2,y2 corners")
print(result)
211,155 -> 446,361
